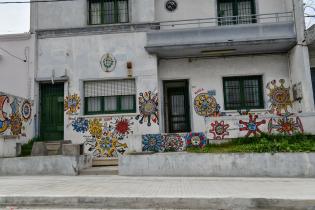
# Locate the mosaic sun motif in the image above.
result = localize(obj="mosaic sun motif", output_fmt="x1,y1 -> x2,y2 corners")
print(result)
210,121 -> 230,140
94,132 -> 128,158
268,112 -> 304,135
163,134 -> 184,152
21,100 -> 32,121
64,94 -> 81,115
267,79 -> 292,114
194,93 -> 220,117
72,117 -> 89,133
142,134 -> 164,152
0,95 -> 10,133
185,132 -> 207,148
239,114 -> 266,137
136,91 -> 159,126
100,53 -> 117,72
88,118 -> 103,139
10,113 -> 23,136
112,117 -> 134,138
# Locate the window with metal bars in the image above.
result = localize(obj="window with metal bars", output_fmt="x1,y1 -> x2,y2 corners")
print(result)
84,79 -> 136,115
88,0 -> 129,25
217,0 -> 256,25
223,76 -> 264,110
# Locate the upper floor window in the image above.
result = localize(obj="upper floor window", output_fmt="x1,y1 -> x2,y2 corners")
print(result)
89,0 -> 129,25
84,79 -> 136,115
223,75 -> 264,110
218,0 -> 256,25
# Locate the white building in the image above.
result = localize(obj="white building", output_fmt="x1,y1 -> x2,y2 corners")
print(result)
1,0 -> 315,159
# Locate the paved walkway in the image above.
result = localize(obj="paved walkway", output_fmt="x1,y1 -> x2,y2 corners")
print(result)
0,176 -> 315,209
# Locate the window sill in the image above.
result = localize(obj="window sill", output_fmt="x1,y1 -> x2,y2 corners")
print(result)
79,112 -> 139,119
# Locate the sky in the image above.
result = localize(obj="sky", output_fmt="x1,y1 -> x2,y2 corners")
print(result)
0,1 -> 315,34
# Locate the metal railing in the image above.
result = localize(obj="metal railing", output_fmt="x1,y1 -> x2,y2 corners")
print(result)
150,12 -> 294,30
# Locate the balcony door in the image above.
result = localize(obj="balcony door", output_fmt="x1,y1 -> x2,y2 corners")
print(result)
164,80 -> 191,133
218,0 -> 256,25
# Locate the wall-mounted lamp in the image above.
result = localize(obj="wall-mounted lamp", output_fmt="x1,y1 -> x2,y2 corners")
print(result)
127,61 -> 133,77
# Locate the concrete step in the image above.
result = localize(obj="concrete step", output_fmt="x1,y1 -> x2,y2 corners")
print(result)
92,158 -> 118,166
79,166 -> 118,175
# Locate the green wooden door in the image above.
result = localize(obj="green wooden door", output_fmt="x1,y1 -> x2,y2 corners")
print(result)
40,83 -> 64,141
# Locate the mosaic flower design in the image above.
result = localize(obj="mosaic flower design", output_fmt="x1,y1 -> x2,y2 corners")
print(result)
21,100 -> 32,121
88,119 -> 103,138
10,113 -> 23,136
136,91 -> 159,126
210,121 -> 230,140
268,112 -> 304,135
163,134 -> 184,152
267,79 -> 292,114
194,93 -> 220,117
112,117 -> 133,137
185,132 -> 207,148
64,94 -> 81,115
239,114 -> 266,137
72,117 -> 89,133
142,134 -> 164,152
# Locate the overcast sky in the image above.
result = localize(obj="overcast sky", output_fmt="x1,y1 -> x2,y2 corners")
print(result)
0,1 -> 315,34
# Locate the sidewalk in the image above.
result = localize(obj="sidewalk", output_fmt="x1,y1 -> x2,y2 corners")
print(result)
0,175 -> 315,209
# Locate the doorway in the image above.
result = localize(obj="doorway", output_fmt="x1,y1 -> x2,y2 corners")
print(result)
164,80 -> 191,133
40,83 -> 64,141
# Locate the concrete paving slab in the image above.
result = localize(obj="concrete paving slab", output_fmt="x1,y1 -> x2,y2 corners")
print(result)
0,176 -> 315,209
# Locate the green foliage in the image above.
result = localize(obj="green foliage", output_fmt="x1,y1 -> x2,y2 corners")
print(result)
186,133 -> 315,154
20,136 -> 41,157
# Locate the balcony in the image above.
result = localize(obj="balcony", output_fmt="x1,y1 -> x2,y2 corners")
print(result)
145,12 -> 296,58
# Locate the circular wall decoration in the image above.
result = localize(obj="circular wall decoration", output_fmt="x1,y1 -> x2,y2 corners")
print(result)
21,100 -> 32,121
165,0 -> 177,12
100,53 -> 117,72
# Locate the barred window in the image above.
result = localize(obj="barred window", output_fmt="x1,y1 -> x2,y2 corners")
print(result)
84,79 -> 136,115
223,76 -> 264,110
89,0 -> 129,25
218,0 -> 256,25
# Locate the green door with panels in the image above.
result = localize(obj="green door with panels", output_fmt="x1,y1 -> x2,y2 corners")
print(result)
40,83 -> 64,141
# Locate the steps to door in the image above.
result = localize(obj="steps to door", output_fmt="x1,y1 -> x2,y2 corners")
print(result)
79,166 -> 118,175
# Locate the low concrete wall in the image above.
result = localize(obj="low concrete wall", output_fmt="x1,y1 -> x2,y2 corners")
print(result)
119,152 -> 315,177
0,155 -> 92,176
0,136 -> 19,158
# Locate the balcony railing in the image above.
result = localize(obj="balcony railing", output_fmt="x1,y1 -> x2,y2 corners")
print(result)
150,12 -> 294,30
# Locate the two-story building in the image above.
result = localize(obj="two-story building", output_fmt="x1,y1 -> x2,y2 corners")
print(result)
25,0 -> 315,160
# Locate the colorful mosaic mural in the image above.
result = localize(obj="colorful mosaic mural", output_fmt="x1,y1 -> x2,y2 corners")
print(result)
163,134 -> 184,152
185,132 -> 207,148
136,91 -> 159,126
210,121 -> 230,140
142,134 -> 164,152
64,94 -> 81,115
239,114 -> 266,137
0,93 -> 32,136
79,117 -> 133,158
266,79 -> 292,114
194,92 -> 220,117
72,117 -> 89,133
268,112 -> 304,135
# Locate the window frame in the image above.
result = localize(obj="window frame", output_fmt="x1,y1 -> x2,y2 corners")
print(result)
223,75 -> 264,111
88,0 -> 129,25
217,0 -> 256,25
84,95 -> 136,115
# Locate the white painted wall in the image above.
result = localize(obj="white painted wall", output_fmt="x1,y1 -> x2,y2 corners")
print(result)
158,54 -> 290,133
37,32 -> 159,152
0,33 -> 36,144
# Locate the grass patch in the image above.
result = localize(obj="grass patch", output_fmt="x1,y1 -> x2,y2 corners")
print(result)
20,137 -> 41,157
186,134 -> 315,153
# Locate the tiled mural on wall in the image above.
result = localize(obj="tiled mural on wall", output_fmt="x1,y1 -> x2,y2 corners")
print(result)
193,89 -> 221,117
268,112 -> 304,135
65,93 -> 134,158
0,92 -> 33,137
210,121 -> 230,140
136,91 -> 159,126
239,114 -> 266,137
